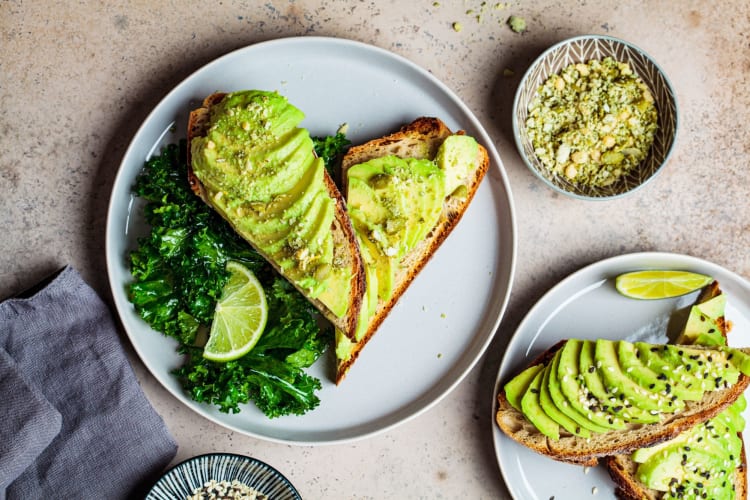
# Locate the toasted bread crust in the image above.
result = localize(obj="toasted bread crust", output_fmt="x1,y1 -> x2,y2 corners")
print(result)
186,92 -> 365,339
335,117 -> 490,383
495,340 -> 750,464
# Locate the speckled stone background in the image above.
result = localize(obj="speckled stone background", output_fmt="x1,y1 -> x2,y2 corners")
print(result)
2,1 -> 749,498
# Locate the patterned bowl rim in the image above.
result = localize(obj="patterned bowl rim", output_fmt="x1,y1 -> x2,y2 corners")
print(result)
512,34 -> 679,201
146,452 -> 301,499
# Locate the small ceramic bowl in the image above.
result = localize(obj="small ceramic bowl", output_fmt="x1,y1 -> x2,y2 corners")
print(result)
513,35 -> 678,200
146,453 -> 301,500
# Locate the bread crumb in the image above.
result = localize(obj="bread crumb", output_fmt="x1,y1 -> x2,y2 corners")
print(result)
452,22 -> 463,32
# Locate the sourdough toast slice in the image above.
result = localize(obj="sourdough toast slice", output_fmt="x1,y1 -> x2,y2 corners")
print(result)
335,117 -> 490,383
187,92 -> 366,340
495,339 -> 750,465
604,283 -> 748,499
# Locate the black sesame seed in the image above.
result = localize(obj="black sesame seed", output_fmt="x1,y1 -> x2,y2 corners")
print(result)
588,366 -> 595,373
658,374 -> 667,381
649,383 -> 656,389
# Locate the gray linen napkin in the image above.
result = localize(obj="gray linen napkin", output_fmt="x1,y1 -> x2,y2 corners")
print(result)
0,347 -> 62,490
0,266 -> 177,499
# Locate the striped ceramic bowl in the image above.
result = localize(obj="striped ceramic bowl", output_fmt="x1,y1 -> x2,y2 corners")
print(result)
146,453 -> 301,500
513,35 -> 678,200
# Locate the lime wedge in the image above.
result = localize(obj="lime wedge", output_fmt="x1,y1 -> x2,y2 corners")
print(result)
203,261 -> 268,362
615,270 -> 713,300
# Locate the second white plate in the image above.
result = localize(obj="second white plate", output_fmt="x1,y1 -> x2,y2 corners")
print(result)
492,252 -> 750,499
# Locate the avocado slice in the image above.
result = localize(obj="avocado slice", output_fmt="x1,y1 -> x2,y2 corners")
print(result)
399,158 -> 445,251
435,134 -> 478,196
521,369 -> 561,439
658,344 -> 741,391
558,339 -> 628,430
539,358 -> 591,437
595,340 -> 664,422
576,340 -> 630,429
635,343 -> 707,399
617,341 -> 687,413
350,215 -> 395,303
504,363 -> 544,411
546,349 -> 610,433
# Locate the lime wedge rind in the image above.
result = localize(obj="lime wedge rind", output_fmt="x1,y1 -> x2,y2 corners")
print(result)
615,270 -> 713,300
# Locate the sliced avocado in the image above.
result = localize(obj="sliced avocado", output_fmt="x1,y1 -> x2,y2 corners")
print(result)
558,339 -> 626,430
351,241 -> 379,341
636,443 -> 727,493
259,188 -> 327,256
658,344 -> 741,391
400,158 -> 445,251
521,369 -> 560,439
636,343 -> 706,400
347,176 -> 389,224
721,346 -> 750,375
577,340 -> 629,429
539,358 -> 591,437
241,128 -> 314,197
297,193 -> 335,255
347,156 -> 445,259
546,349 -> 610,433
314,264 -> 352,318
351,216 -> 394,303
335,328 -> 355,362
677,294 -> 727,344
595,340 -> 664,422
435,134 -> 479,197
617,341 -> 686,412
218,90 -> 305,140
504,363 -> 544,411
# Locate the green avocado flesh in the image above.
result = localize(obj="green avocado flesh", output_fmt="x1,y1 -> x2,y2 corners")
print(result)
190,90 -> 351,318
631,292 -> 747,499
503,337 -> 748,443
336,134 -> 479,359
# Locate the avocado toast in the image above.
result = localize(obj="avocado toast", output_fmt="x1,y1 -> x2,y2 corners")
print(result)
604,283 -> 748,499
187,91 -> 366,340
333,117 -> 490,383
495,334 -> 750,465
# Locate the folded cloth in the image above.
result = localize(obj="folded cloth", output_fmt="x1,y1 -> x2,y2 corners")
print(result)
0,347 -> 62,490
0,266 -> 177,499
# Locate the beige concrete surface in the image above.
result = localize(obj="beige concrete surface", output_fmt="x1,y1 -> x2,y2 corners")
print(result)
2,1 -> 749,498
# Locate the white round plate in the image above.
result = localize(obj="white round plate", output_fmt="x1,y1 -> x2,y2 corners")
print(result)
492,251 -> 750,499
106,37 -> 516,444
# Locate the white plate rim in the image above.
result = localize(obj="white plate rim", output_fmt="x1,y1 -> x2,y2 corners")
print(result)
491,251 -> 750,499
105,36 -> 517,445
